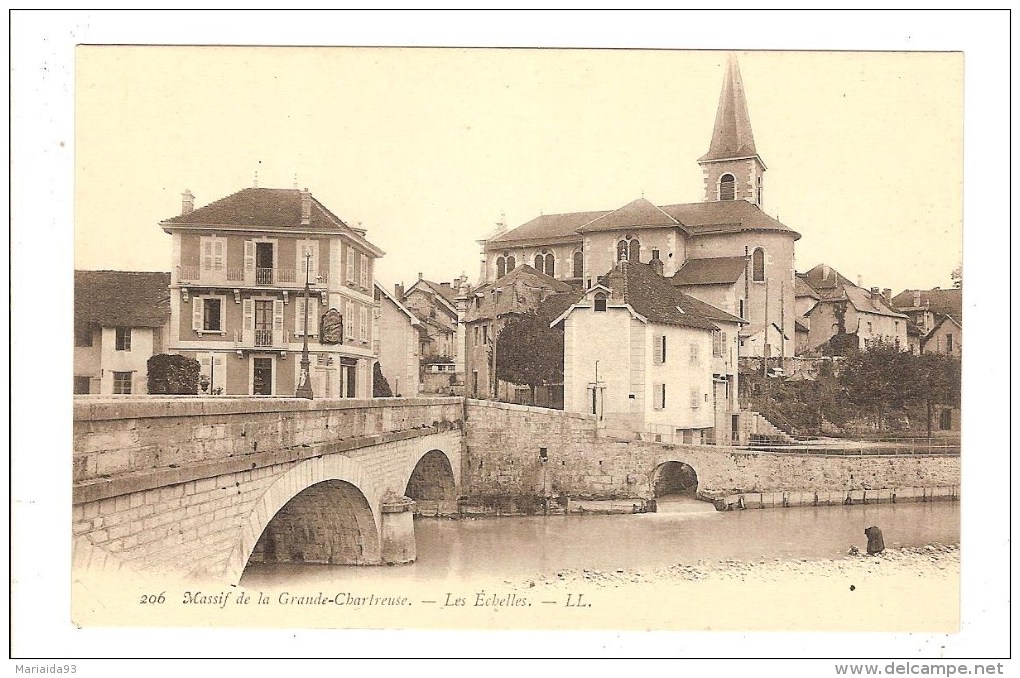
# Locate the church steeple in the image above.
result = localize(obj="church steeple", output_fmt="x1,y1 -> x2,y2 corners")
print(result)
698,54 -> 767,207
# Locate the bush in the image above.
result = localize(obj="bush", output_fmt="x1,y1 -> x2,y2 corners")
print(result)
373,362 -> 393,397
147,354 -> 200,395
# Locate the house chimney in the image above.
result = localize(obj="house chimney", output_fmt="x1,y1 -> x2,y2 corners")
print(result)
913,290 -> 922,307
870,286 -> 880,298
395,283 -> 404,299
882,288 -> 892,302
649,248 -> 664,276
418,272 -> 423,280
300,188 -> 311,225
181,189 -> 194,215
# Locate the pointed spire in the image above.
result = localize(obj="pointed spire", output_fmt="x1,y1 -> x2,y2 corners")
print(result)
700,54 -> 758,162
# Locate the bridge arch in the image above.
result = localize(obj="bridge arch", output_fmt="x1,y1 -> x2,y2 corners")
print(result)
650,460 -> 699,498
405,449 -> 458,502
224,455 -> 384,583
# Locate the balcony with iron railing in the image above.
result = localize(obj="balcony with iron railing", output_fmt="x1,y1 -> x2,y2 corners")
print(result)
234,328 -> 291,350
177,266 -> 327,289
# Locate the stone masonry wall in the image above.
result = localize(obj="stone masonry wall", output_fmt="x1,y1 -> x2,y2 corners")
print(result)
463,400 -> 960,501
73,396 -> 462,484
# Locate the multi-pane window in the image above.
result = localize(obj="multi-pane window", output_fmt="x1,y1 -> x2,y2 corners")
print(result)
712,331 -> 724,358
74,322 -> 93,347
113,371 -> 132,394
203,298 -> 222,331
115,327 -> 131,351
73,376 -> 91,394
617,236 -> 640,263
594,293 -> 607,313
946,334 -> 953,353
689,342 -> 699,365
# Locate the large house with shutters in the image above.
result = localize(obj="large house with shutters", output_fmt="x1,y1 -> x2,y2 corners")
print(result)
160,187 -> 383,397
476,55 -> 799,359
553,260 -> 745,444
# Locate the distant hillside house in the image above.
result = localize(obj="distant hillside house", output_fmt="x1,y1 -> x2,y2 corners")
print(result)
892,287 -> 963,357
798,263 -> 907,354
161,187 -> 384,397
74,270 -> 171,395
400,273 -> 468,393
553,260 -> 745,445
477,55 -> 799,359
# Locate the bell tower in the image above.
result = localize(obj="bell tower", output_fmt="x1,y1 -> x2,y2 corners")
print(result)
699,54 -> 766,207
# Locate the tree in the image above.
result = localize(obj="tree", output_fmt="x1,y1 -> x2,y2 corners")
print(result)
838,340 -> 924,428
494,311 -> 564,401
147,354 -> 200,395
373,362 -> 394,397
918,352 -> 962,437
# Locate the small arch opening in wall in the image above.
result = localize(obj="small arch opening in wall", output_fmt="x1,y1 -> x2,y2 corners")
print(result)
572,250 -> 583,279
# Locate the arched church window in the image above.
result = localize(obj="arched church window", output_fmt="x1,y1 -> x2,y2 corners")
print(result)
572,250 -> 584,279
752,247 -> 765,282
534,253 -> 545,272
617,235 -> 640,263
506,255 -> 516,273
594,292 -> 607,313
497,255 -> 506,279
720,173 -> 736,201
543,250 -> 555,277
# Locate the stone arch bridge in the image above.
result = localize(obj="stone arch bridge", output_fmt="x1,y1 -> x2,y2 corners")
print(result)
72,397 -> 462,584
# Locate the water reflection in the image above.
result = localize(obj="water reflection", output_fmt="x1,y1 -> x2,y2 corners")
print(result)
241,501 -> 959,588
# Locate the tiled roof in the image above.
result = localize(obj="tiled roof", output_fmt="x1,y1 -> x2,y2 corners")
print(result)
575,198 -> 678,233
794,275 -> 820,299
486,198 -> 798,249
464,264 -> 576,323
801,264 -> 906,319
658,200 -> 795,237
891,288 -> 963,322
593,261 -> 742,330
487,210 -> 608,246
699,55 -> 759,163
75,270 -> 171,328
671,256 -> 747,286
161,187 -> 383,255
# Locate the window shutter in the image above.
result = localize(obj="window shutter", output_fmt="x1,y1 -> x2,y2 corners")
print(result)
661,383 -> 666,409
273,300 -> 284,330
242,298 -> 254,329
661,336 -> 667,363
294,297 -> 304,335
309,240 -> 319,282
346,301 -> 355,339
202,239 -> 212,271
360,255 -> 368,288
212,354 -> 225,393
199,354 -> 211,373
360,307 -> 368,341
193,297 -> 203,331
213,239 -> 224,270
347,248 -> 356,284
244,240 -> 255,282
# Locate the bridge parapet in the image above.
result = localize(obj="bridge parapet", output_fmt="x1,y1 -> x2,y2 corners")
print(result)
73,396 -> 463,488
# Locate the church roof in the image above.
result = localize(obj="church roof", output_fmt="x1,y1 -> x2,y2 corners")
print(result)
671,256 -> 747,286
575,198 -> 678,233
161,187 -> 384,256
485,198 -> 798,250
699,54 -> 759,163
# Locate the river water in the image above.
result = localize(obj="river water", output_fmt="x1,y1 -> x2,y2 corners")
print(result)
241,500 -> 959,588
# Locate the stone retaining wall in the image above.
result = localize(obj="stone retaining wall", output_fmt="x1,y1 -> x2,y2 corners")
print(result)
462,400 -> 960,501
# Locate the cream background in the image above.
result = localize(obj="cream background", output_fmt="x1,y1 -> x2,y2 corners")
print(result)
9,9 -> 1010,668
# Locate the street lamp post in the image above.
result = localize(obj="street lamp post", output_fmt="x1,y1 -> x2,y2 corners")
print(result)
295,252 -> 315,399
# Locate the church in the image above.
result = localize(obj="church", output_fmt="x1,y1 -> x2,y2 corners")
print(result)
477,55 -> 800,360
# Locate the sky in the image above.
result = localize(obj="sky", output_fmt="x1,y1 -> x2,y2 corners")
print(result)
73,45 -> 964,295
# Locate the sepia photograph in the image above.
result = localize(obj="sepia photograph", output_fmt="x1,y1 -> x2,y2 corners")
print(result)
9,9 -> 1011,669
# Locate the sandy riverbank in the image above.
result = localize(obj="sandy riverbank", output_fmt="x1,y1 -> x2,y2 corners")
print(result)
72,544 -> 959,633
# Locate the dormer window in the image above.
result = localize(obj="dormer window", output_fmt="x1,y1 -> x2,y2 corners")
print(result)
594,292 -> 607,313
617,235 -> 640,263
719,173 -> 736,201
